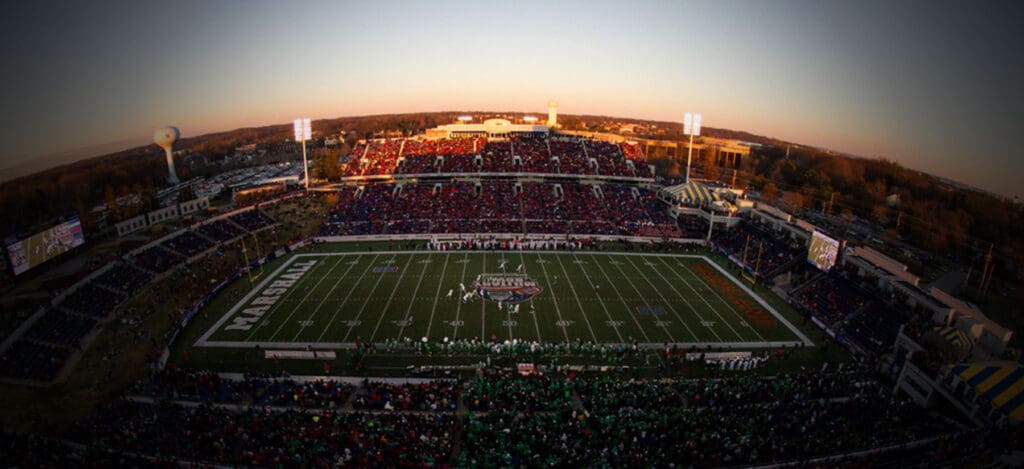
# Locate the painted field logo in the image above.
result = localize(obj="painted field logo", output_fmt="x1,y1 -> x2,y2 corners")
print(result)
474,273 -> 542,303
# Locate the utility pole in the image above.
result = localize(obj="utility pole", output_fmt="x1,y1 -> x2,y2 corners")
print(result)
826,192 -> 835,215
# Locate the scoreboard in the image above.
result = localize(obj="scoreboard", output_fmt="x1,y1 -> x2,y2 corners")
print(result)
5,215 -> 86,276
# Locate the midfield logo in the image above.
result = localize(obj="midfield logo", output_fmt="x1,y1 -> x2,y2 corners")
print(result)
474,273 -> 543,303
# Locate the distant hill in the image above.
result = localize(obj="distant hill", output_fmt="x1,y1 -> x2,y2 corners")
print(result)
0,139 -> 149,184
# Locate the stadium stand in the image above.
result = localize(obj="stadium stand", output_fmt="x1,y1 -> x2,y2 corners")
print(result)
130,245 -> 184,274
353,381 -> 461,412
22,368 -> 946,466
480,140 -> 515,172
161,230 -> 214,258
23,309 -> 95,347
195,218 -> 247,243
70,401 -> 457,466
227,209 -> 276,232
95,262 -> 152,295
316,180 -> 683,238
58,283 -> 125,319
0,340 -> 71,381
712,220 -> 803,277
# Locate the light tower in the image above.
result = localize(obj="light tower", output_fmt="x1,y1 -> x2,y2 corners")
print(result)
153,126 -> 181,184
683,113 -> 702,184
294,118 -> 311,189
547,101 -> 558,128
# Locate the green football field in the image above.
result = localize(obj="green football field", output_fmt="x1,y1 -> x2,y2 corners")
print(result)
195,250 -> 811,349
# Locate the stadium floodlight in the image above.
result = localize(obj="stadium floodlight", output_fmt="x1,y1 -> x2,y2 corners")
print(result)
523,116 -> 538,123
457,116 -> 473,122
294,118 -> 312,189
683,112 -> 702,184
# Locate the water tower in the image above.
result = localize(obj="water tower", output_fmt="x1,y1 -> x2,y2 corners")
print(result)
547,101 -> 558,128
153,126 -> 181,184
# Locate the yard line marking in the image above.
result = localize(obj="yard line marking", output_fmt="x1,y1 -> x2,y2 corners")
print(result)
621,255 -> 702,342
480,252 -> 487,340
534,253 -> 570,342
654,257 -> 744,341
519,252 -> 544,342
287,255 -> 361,341
397,252 -> 434,340
606,256 -> 678,343
588,256 -> 651,343
342,252 -> 400,342
571,253 -> 622,343
452,252 -> 470,339
368,254 -> 417,342
244,258 -> 331,343
318,254 -> 379,342
553,253 -> 598,342
423,253 -> 451,341
674,259 -> 767,342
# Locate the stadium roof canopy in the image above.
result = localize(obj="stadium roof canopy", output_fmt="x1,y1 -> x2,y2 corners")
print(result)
950,363 -> 1024,421
662,181 -> 720,204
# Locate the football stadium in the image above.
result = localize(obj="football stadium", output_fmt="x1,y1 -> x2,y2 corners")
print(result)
1,120 -> 1020,466
1,2 -> 1023,466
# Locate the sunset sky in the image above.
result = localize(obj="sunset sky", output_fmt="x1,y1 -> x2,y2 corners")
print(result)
1,0 -> 1021,196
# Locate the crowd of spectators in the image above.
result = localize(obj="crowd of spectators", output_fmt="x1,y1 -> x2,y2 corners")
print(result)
458,370 -> 959,467
195,218 -> 247,243
136,368 -> 354,408
0,366 -> 997,466
161,230 -> 214,259
318,181 -> 684,238
227,208 -> 276,232
70,401 -> 457,466
343,139 -> 401,176
287,136 -> 651,178
621,142 -> 652,177
0,340 -> 71,381
466,376 -> 573,412
586,139 -> 633,176
480,140 -> 515,172
789,263 -> 913,361
353,380 -> 461,412
95,262 -> 152,295
130,245 -> 185,274
2,264 -> 143,382
712,221 -> 804,277
59,283 -> 125,319
516,137 -> 554,173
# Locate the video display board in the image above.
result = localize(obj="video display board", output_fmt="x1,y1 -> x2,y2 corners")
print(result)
807,230 -> 840,272
5,215 -> 85,276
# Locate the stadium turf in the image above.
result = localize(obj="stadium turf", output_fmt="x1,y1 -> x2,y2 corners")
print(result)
195,249 -> 810,350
